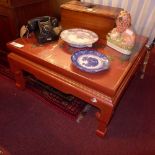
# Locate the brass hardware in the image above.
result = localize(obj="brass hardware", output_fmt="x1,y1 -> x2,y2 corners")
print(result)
91,97 -> 97,103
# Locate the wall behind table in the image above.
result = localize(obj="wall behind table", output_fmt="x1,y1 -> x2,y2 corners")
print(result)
81,0 -> 155,45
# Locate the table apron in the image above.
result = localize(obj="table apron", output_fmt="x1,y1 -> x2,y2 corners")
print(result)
8,53 -> 113,110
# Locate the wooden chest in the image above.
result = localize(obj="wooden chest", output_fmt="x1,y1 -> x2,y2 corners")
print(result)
60,0 -> 123,39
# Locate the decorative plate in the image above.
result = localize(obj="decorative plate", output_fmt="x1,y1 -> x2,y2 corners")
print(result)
71,50 -> 110,73
60,28 -> 98,48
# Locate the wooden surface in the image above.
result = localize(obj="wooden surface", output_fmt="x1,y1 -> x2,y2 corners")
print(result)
0,0 -> 49,8
0,0 -> 51,54
7,35 -> 148,137
60,0 -> 122,39
50,0 -> 71,19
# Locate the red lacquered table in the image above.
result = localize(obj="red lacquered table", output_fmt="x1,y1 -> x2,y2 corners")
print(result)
7,35 -> 148,137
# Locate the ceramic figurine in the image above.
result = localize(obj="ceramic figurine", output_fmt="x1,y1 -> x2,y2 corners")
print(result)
107,10 -> 136,55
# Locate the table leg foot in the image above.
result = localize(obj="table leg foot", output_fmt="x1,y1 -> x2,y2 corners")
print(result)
95,105 -> 113,138
15,82 -> 25,89
15,70 -> 26,89
140,46 -> 150,79
96,111 -> 101,119
96,127 -> 107,137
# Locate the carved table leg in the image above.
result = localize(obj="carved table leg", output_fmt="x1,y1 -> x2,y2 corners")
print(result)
96,104 -> 113,137
8,54 -> 26,89
14,70 -> 26,89
140,45 -> 151,79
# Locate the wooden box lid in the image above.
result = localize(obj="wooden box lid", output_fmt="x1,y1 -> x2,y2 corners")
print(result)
61,0 -> 122,19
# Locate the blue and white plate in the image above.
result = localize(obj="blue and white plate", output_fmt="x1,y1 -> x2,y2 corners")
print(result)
71,50 -> 110,73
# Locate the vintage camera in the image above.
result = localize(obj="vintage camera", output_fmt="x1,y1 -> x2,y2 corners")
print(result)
27,16 -> 60,43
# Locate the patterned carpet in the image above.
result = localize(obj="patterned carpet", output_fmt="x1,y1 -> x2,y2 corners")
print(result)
0,63 -> 87,118
25,73 -> 87,117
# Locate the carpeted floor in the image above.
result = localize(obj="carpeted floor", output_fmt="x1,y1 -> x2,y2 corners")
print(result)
0,48 -> 155,155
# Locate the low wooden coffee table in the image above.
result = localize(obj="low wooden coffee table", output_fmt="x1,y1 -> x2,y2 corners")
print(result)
7,35 -> 148,137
